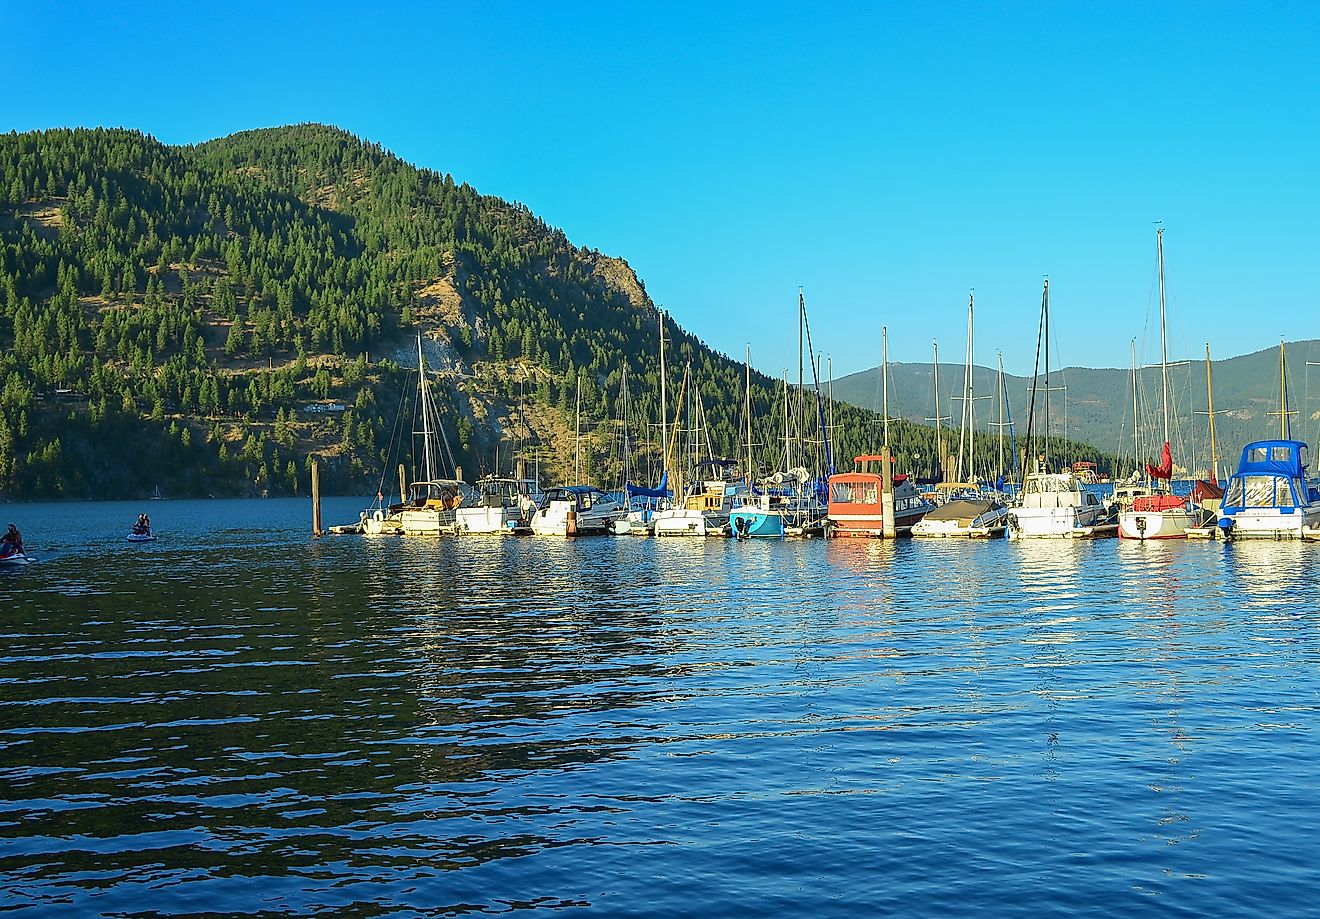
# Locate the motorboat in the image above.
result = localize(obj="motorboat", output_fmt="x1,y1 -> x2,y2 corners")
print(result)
729,484 -> 825,539
1217,439 -> 1320,539
911,496 -> 1009,538
1006,471 -> 1115,539
530,486 -> 626,536
456,475 -> 539,534
825,456 -> 936,538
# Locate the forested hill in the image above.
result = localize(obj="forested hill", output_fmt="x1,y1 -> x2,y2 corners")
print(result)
0,125 -> 1112,499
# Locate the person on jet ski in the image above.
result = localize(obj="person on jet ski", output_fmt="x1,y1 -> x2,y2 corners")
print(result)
1,524 -> 23,556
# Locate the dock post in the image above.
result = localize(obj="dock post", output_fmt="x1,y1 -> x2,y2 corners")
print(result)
881,447 -> 896,539
397,464 -> 407,505
456,465 -> 464,483
311,457 -> 323,537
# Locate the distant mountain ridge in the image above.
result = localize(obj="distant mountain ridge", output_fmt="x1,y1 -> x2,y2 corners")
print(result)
832,339 -> 1320,474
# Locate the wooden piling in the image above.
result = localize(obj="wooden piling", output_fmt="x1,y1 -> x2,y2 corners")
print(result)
397,464 -> 407,505
881,447 -> 896,539
311,457 -> 322,536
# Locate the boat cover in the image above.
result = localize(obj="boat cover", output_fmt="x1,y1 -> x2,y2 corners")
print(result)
1229,440 -> 1308,478
1132,494 -> 1187,512
924,498 -> 1001,523
626,471 -> 670,499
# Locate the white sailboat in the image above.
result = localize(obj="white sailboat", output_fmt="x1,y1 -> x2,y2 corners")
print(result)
1118,228 -> 1197,540
1007,279 -> 1114,539
365,334 -> 475,536
914,293 -> 1008,537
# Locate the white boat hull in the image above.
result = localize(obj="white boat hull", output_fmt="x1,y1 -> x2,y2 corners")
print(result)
0,552 -> 33,566
1007,505 -> 1112,539
126,533 -> 157,542
1118,508 -> 1197,540
456,506 -> 521,534
652,509 -> 727,537
530,514 -> 615,536
1221,507 -> 1320,539
400,507 -> 459,535
911,505 -> 1009,539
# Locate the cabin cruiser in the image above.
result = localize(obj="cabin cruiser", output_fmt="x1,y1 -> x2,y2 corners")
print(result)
652,459 -> 748,537
456,475 -> 539,534
1217,440 -> 1320,539
530,486 -> 626,536
1006,471 -> 1115,539
825,456 -> 936,538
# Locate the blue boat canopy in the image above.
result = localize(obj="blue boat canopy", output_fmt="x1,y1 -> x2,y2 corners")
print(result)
1230,440 -> 1309,479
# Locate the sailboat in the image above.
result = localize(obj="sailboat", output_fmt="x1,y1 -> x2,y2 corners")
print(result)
1118,228 -> 1198,540
651,369 -> 747,537
729,324 -> 829,539
1007,279 -> 1114,539
1186,343 -> 1227,537
913,294 -> 1009,538
1217,340 -> 1320,539
530,373 -> 627,536
361,334 -> 475,535
622,311 -> 674,532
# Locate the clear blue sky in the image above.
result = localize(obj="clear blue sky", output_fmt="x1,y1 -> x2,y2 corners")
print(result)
4,1 -> 1317,378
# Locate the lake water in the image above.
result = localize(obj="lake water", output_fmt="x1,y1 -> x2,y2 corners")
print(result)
2,497 -> 1318,916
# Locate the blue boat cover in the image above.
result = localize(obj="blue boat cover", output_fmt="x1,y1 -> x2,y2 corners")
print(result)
1230,440 -> 1308,478
626,471 -> 670,499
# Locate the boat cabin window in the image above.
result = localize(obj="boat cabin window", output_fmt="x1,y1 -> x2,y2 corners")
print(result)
1272,446 -> 1293,463
579,492 -> 593,511
831,481 -> 878,505
1248,447 -> 1268,463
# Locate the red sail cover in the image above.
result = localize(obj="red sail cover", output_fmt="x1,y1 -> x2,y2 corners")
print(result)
1146,442 -> 1173,480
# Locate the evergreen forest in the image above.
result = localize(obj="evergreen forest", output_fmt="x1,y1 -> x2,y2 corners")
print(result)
0,124 -> 1115,499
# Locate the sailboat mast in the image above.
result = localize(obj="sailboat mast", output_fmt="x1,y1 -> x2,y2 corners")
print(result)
958,292 -> 973,482
882,326 -> 890,448
782,371 -> 789,471
1043,279 -> 1051,470
828,356 -> 835,470
745,345 -> 753,482
1205,342 -> 1218,482
997,351 -> 1005,482
621,366 -> 631,487
933,340 -> 943,475
574,374 -> 581,485
1131,338 -> 1140,479
1157,228 -> 1171,451
1280,338 -> 1289,439
797,289 -> 805,473
659,310 -> 668,478
417,333 -> 435,483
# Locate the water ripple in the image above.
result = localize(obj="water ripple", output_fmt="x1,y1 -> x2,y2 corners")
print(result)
2,499 -> 1320,915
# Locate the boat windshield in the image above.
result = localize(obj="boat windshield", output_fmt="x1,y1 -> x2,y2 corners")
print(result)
1223,475 -> 1302,509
